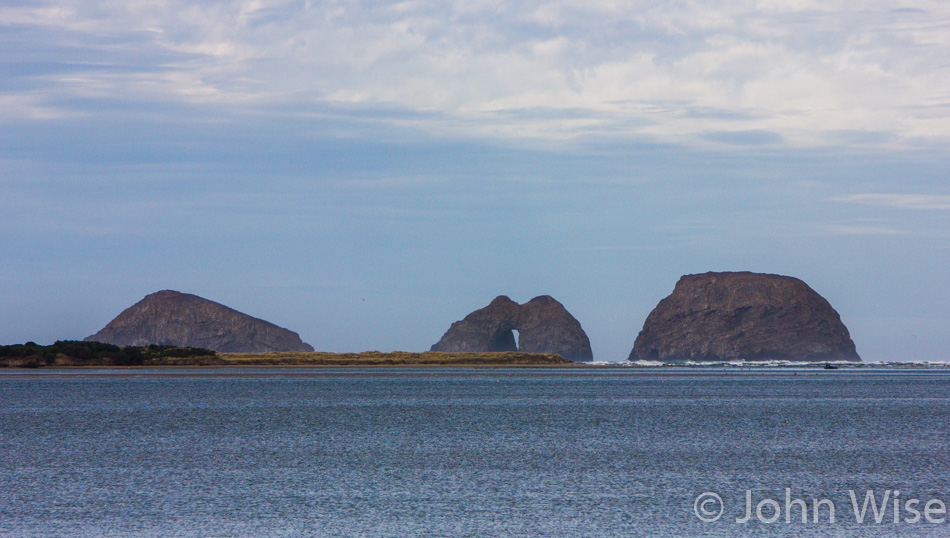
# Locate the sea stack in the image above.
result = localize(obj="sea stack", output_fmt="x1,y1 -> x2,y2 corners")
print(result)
431,295 -> 594,362
85,290 -> 314,353
629,272 -> 860,362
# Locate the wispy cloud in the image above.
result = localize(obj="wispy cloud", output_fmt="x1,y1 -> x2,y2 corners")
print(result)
2,0 -> 950,147
825,223 -> 904,236
830,194 -> 950,210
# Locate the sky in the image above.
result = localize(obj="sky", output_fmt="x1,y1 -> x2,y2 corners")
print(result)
2,0 -> 949,362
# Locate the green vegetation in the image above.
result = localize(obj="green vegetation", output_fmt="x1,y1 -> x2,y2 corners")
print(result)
0,341 -> 218,367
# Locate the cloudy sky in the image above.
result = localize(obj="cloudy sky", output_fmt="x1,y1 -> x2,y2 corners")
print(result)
2,0 -> 948,361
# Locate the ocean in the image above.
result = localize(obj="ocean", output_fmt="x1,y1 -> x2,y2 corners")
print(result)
1,366 -> 948,537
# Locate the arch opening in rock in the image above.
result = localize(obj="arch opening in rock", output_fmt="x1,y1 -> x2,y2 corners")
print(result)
430,295 -> 593,362
488,327 -> 517,352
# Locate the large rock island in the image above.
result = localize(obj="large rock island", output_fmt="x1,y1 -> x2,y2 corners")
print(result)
629,272 -> 860,362
85,290 -> 314,353
431,295 -> 593,362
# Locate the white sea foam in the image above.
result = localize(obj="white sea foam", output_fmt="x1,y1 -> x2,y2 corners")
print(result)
627,360 -> 665,367
609,359 -> 950,368
859,360 -> 950,367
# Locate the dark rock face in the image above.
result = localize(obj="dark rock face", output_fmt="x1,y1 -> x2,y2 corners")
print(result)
430,295 -> 593,362
85,290 -> 314,353
629,272 -> 860,362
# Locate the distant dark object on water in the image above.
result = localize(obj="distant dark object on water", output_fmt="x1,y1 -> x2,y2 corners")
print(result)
629,272 -> 861,363
85,290 -> 314,353
824,363 -> 839,370
431,295 -> 593,362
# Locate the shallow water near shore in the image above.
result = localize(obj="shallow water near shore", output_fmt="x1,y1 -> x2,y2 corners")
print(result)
2,367 -> 949,537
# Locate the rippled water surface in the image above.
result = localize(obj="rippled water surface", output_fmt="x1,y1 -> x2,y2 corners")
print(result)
1,368 -> 948,537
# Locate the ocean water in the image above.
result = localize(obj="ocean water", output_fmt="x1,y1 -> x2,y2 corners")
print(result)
1,367 -> 948,537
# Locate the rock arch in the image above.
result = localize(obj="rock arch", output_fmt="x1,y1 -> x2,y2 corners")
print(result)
430,295 -> 593,362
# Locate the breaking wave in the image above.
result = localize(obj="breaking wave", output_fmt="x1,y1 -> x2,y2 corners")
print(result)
607,359 -> 950,368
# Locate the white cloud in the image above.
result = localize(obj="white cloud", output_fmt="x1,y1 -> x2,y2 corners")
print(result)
831,194 -> 950,210
4,0 -> 950,146
0,94 -> 73,121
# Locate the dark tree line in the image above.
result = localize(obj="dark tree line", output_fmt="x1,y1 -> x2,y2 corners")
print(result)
0,340 -> 216,366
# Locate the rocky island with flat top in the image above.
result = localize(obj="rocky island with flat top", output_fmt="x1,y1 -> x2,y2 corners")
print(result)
629,272 -> 861,363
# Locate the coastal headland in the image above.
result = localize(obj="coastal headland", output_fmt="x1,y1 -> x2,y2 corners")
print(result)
0,342 -> 577,368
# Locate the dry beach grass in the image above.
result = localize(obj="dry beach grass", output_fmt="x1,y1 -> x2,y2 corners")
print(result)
0,341 -> 577,368
218,350 -> 575,367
